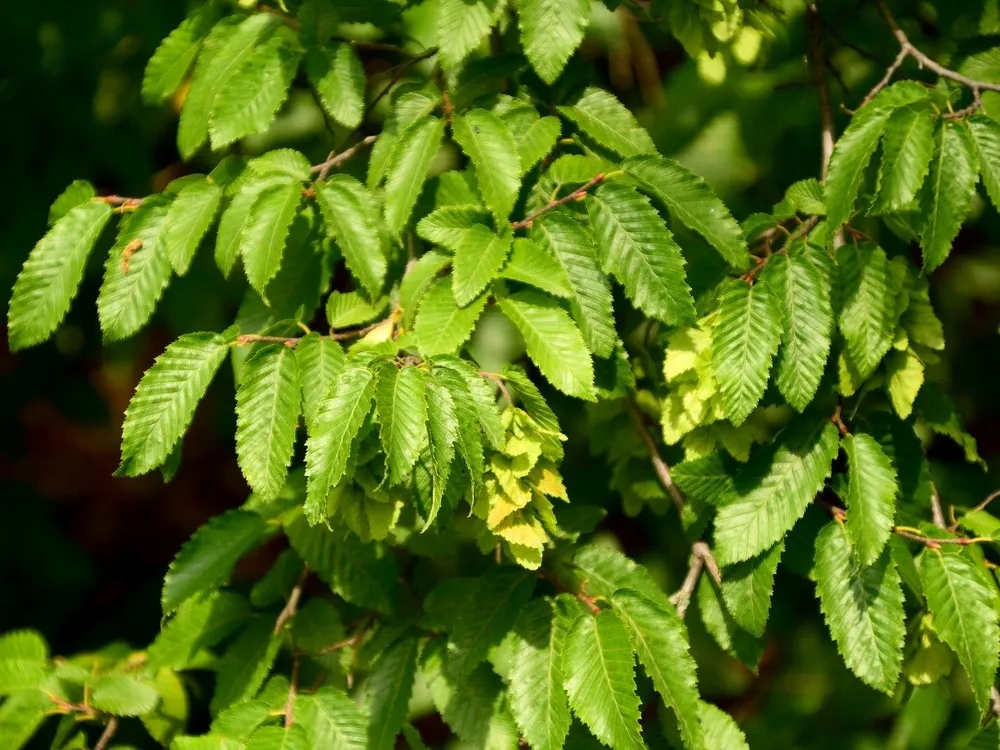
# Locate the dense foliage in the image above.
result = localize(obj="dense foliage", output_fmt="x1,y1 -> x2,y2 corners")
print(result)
5,0 -> 1000,747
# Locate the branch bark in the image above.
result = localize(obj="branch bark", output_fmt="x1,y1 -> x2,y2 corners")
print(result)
93,717 -> 119,750
626,400 -> 684,512
511,173 -> 607,231
806,4 -> 835,182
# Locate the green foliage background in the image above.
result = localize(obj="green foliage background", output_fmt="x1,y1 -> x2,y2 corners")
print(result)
3,0 -> 1000,748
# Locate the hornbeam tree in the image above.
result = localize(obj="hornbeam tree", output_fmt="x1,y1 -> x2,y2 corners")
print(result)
4,0 -> 1000,747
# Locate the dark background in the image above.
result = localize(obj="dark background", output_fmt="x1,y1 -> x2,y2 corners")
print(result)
2,1 -> 999,747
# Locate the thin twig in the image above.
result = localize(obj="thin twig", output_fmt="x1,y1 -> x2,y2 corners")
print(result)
930,485 -> 947,530
669,543 -> 719,618
806,4 -> 835,181
234,315 -> 392,349
364,47 -> 440,121
626,400 -> 684,512
93,716 -> 120,750
970,488 -> 1000,515
479,370 -> 512,404
283,653 -> 301,729
991,687 -> 1000,720
312,135 -> 380,180
99,195 -> 143,208
511,173 -> 608,231
274,567 -> 309,635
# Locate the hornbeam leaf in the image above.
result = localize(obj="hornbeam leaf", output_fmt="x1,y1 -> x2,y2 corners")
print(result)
920,549 -> 1000,712
304,364 -> 376,521
246,725 -> 310,750
508,115 -> 561,175
587,182 -> 695,327
842,433 -> 898,566
8,200 -> 112,351
119,331 -> 233,477
499,238 -> 574,299
920,119 -> 978,272
968,114 -> 1000,213
714,419 -> 839,565
452,110 -> 522,222
623,154 -> 749,270
240,181 -> 302,295
424,378 -> 458,526
48,179 -> 97,226
698,703 -> 749,750
517,0 -> 590,84
506,597 -> 573,750
162,508 -> 273,615
435,356 -> 505,451
452,224 -> 512,306
563,612 -> 644,750
711,279 -> 782,426
142,3 -> 221,104
499,291 -> 596,401
294,332 -> 346,431
838,242 -> 895,380
377,365 -> 428,485
305,42 -> 365,129
400,250 -> 451,328
871,104 -> 935,214
720,541 -> 784,638
811,522 -> 905,694
366,638 -> 420,750
296,687 -> 368,750
215,174 -> 289,277
385,117 -> 446,237
611,590 -> 705,750
163,178 -> 222,275
235,344 -> 301,501
97,198 -> 173,341
559,88 -> 655,157
430,362 -> 486,500
416,205 -> 492,252
437,0 -> 504,69
534,211 -> 617,358
414,278 -> 488,357
316,175 -> 387,297
762,244 -> 833,411
90,673 -> 159,716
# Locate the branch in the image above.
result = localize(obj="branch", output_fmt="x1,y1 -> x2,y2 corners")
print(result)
234,315 -> 394,349
478,370 -> 512,403
364,46 -> 440,122
669,542 -> 720,619
98,195 -> 143,208
93,717 -> 120,750
274,567 -> 309,635
283,653 -> 301,729
311,135 -> 380,180
511,173 -> 608,231
806,4 -> 835,181
626,400 -> 684,512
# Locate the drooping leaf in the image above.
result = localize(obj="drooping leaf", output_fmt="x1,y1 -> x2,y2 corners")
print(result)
838,242 -> 896,380
211,617 -> 282,714
559,88 -> 655,158
295,332 -> 347,431
430,362 -> 487,498
241,181 -> 302,295
147,592 -> 250,671
316,175 -> 387,297
920,549 -> 1000,712
842,432 -> 898,566
305,42 -> 365,129
377,364 -> 428,486
517,0 -> 590,83
714,419 -> 839,565
424,378 -> 458,526
968,114 -> 1000,212
720,541 -> 784,638
8,200 -> 112,351
871,104 -> 935,214
914,382 -> 986,470
452,110 -> 522,222
498,291 -> 596,401
920,119 -> 978,272
563,612 -> 644,750
235,344 -> 301,501
534,211 -> 617,357
366,637 -> 420,750
414,278 -> 488,357
119,331 -> 233,477
215,174 -> 289,277
142,3 -> 221,104
163,178 -> 223,275
711,279 -> 782,426
624,154 -> 750,270
452,224 -> 512,306
587,182 -> 694,327
385,117 -> 446,237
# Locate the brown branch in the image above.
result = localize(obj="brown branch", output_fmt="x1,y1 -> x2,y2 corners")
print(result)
970,488 -> 1000,516
283,653 -> 301,728
511,173 -> 607,231
365,47 -> 440,121
99,195 -> 143,208
626,400 -> 684,512
236,334 -> 301,347
930,485 -> 947,530
274,567 -> 309,635
93,717 -> 120,750
806,4 -> 835,182
312,135 -> 380,180
991,686 -> 1000,721
669,542 -> 719,619
331,317 -> 393,341
478,370 -> 512,404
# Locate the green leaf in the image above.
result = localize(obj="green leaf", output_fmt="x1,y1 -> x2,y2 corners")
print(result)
762,245 -> 833,411
400,250 -> 451,327
163,178 -> 222,275
714,419 -> 839,565
296,688 -> 368,750
842,432 -> 898,566
90,673 -> 159,716
147,592 -> 250,671
587,182 -> 694,327
119,331 -> 232,477
499,238 -> 574,298
508,115 -> 561,175
534,212 -> 617,357
920,550 -> 1000,712
559,88 -> 655,158
48,179 -> 96,226
506,598 -> 573,750
0,690 -> 48,750
305,42 -> 364,129
452,110 -> 522,222
437,0 -> 504,69
377,365 -> 428,485
672,453 -> 737,507
215,175 -> 288,277
920,119 -> 978,272
914,383 -> 986,470
499,291 -> 596,401
385,117 -> 446,237
326,291 -> 388,330
783,178 -> 826,216
210,616 -> 281,714
0,630 -> 48,696
611,590 -> 705,750
8,200 -> 112,351
720,542 -> 784,638
249,149 -> 311,182
97,198 -> 173,341
367,638 -> 420,750
430,363 -> 486,498
208,26 -> 301,149
304,364 -> 376,521
517,0 -> 590,83
295,332 -> 346,431
416,205 -> 492,251
317,175 -> 387,297
424,378 -> 458,526
563,612 -> 644,750
623,154 -> 749,270
711,280 -> 782,426
453,224 -> 513,306
698,703 -> 748,750
245,725 -> 310,750
236,344 -> 301,501
968,114 -> 1000,212
162,508 -> 272,615
871,105 -> 935,214
211,699 -> 271,742
241,181 -> 302,295
415,279 -> 487,357
838,242 -> 896,380
142,3 -> 220,104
